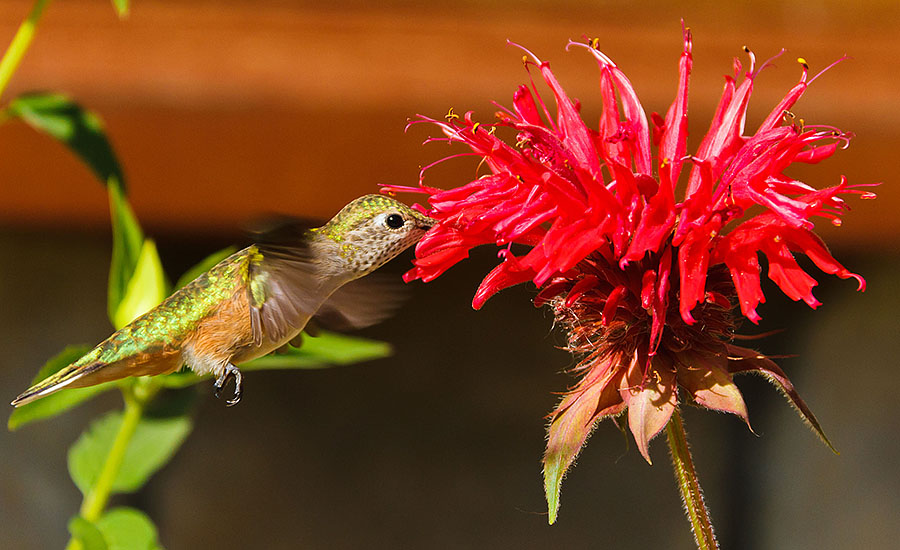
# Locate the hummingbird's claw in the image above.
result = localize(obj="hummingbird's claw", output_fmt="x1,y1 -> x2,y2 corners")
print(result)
213,363 -> 243,406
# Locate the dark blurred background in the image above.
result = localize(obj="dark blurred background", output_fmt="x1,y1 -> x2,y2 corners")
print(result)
2,1 -> 898,548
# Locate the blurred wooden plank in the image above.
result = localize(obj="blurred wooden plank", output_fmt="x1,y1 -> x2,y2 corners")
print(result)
0,0 -> 894,247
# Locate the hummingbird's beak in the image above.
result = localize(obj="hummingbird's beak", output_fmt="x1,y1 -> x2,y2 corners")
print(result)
417,216 -> 436,232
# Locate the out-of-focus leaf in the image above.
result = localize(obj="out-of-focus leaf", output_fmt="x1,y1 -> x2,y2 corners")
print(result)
24,345 -> 91,384
113,239 -> 168,329
8,384 -> 115,431
68,516 -> 108,550
111,0 -> 129,19
108,182 -> 145,322
4,93 -> 139,320
8,346 -> 117,431
254,331 -> 393,367
68,411 -> 192,495
158,331 -> 392,388
175,246 -> 237,289
6,93 -> 125,191
97,507 -> 161,550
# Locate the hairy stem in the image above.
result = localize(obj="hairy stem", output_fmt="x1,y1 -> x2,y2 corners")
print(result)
65,381 -> 160,550
666,407 -> 719,550
0,0 -> 52,100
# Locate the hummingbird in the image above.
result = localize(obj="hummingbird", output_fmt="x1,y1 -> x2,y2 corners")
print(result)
12,195 -> 434,407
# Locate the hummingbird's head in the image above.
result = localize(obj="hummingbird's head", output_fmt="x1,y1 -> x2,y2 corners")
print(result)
319,194 -> 435,277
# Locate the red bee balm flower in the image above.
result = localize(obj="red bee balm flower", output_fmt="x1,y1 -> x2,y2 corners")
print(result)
385,28 -> 876,525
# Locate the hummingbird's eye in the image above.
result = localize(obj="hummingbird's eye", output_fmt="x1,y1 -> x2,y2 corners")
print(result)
385,213 -> 405,229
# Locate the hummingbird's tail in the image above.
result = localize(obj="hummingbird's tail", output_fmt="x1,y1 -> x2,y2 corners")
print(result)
11,344 -> 183,407
11,348 -> 106,407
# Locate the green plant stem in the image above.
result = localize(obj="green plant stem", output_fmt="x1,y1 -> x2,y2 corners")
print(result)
666,407 -> 719,550
0,0 -> 51,101
65,381 -> 159,550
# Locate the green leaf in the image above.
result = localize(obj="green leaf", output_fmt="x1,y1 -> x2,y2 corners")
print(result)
4,93 -> 139,320
6,93 -> 125,191
8,346 -> 117,431
97,507 -> 161,550
68,516 -> 108,550
113,239 -> 168,329
175,246 -> 237,290
108,182 -> 145,323
253,331 -> 392,367
158,331 -> 392,388
68,411 -> 192,495
111,0 -> 129,19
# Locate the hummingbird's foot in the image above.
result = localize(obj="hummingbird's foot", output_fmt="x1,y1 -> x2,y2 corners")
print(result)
213,363 -> 243,407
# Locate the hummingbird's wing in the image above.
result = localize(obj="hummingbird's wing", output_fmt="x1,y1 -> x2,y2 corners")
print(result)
249,246 -> 410,341
311,274 -> 409,331
248,242 -> 326,345
247,215 -> 413,343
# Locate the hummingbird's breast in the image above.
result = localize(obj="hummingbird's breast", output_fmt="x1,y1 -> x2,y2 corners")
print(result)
181,288 -> 258,375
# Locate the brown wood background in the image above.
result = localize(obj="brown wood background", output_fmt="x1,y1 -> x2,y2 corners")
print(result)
0,0 -> 895,248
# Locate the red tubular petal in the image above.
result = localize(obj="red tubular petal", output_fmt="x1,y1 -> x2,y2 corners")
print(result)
472,260 -> 536,309
564,275 -> 600,307
743,182 -> 814,230
536,61 -> 603,178
621,164 -> 676,265
703,75 -> 755,180
649,246 -> 673,353
756,60 -> 809,133
685,75 -> 735,197
574,42 -> 652,176
414,246 -> 470,274
402,268 -> 422,283
659,27 -> 693,183
601,285 -> 628,325
676,157 -> 715,245
641,269 -> 656,310
762,238 -> 821,307
780,225 -> 866,291
513,84 -> 545,126
534,279 -> 571,307
608,68 -> 652,176
677,225 -> 714,323
795,142 -> 838,164
706,291 -> 732,309
720,240 -> 765,323
597,67 -> 624,164
651,112 -> 665,147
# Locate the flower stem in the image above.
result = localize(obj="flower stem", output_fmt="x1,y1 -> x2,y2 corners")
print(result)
666,407 -> 719,550
65,380 -> 160,550
0,0 -> 52,101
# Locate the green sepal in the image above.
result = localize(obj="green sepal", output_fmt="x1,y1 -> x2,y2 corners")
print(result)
8,346 -> 116,431
68,411 -> 192,495
159,331 -> 392,388
113,239 -> 169,329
